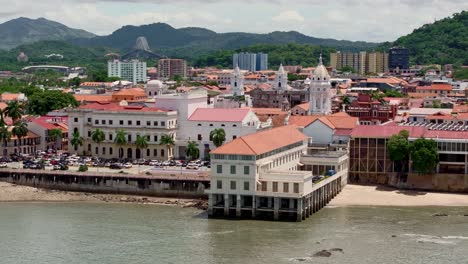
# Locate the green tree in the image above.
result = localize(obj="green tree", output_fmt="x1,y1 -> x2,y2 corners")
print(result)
135,134 -> 149,159
159,134 -> 175,160
342,95 -> 351,106
114,129 -> 127,158
70,131 -> 84,152
410,138 -> 439,175
48,128 -> 63,150
91,129 -> 105,155
186,141 -> 200,161
135,135 -> 149,173
27,90 -> 79,115
4,101 -> 25,123
210,128 -> 226,148
11,121 -> 28,147
69,77 -> 81,87
387,130 -> 410,173
0,123 -> 11,150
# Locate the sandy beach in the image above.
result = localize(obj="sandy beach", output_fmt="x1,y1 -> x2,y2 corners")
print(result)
330,184 -> 468,207
0,182 -> 207,208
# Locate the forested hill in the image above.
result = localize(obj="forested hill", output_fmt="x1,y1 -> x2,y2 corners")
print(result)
380,11 -> 468,65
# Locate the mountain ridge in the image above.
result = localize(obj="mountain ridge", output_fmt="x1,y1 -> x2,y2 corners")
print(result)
0,17 -> 96,50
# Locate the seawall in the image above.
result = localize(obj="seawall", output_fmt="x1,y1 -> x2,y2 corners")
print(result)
0,169 -> 210,199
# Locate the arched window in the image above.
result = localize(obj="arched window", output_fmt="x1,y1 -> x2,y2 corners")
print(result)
234,82 -> 237,87
95,147 -> 99,155
278,82 -> 281,88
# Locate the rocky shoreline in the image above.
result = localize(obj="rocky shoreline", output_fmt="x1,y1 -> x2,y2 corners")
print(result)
0,182 -> 208,210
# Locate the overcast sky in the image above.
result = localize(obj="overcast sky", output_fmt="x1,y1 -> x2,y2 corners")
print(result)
1,0 -> 466,42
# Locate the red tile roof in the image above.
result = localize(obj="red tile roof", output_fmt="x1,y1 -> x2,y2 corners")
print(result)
210,125 -> 307,155
0,102 -> 7,110
78,102 -> 168,112
31,116 -> 69,131
188,108 -> 251,122
74,94 -> 112,102
351,125 -> 426,138
423,130 -> 468,140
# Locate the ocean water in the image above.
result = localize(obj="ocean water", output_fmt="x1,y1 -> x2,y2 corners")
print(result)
1,203 -> 468,264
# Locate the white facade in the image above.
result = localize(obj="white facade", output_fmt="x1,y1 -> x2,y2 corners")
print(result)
177,109 -> 266,159
108,60 -> 147,85
146,80 -> 166,97
154,89 -> 210,120
230,65 -> 245,96
67,104 -> 177,160
302,120 -> 334,145
272,64 -> 288,91
309,56 -> 332,115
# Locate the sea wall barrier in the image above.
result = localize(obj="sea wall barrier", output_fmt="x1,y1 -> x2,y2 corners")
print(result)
0,169 -> 210,199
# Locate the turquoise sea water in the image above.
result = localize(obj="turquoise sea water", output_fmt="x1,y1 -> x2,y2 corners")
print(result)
1,203 -> 468,264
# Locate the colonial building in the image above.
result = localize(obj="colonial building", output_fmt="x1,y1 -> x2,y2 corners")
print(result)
207,125 -> 348,221
67,101 -> 178,160
1,129 -> 41,156
249,65 -> 308,110
346,94 -> 397,125
28,114 -> 69,152
308,55 -> 332,115
176,108 -> 271,159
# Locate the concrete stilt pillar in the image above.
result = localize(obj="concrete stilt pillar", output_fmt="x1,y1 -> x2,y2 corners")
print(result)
208,194 -> 214,216
297,199 -> 303,222
224,194 -> 229,216
252,195 -> 256,218
274,197 -> 279,220
236,195 -> 241,217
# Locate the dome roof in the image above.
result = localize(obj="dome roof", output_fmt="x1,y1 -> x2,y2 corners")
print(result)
147,80 -> 163,88
312,55 -> 330,80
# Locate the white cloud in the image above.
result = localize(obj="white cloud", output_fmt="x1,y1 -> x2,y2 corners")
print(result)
0,0 -> 466,42
272,10 -> 305,24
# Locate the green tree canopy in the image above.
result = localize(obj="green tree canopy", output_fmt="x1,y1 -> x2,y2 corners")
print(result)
186,141 -> 200,161
27,90 -> 79,115
410,138 -> 439,175
210,128 -> 226,148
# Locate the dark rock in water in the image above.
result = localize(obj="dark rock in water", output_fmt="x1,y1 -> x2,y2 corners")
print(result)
330,248 -> 344,253
392,235 -> 397,237
433,213 -> 448,217
295,258 -> 307,262
316,241 -> 320,244
313,250 -> 332,257
464,214 -> 468,217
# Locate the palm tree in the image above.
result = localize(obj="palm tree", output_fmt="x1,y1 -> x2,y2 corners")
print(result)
210,128 -> 226,148
0,123 -> 11,152
4,101 -> 25,123
91,129 -> 105,154
135,135 -> 149,159
159,134 -> 175,160
70,131 -> 84,153
48,128 -> 63,151
135,134 -> 148,173
186,140 -> 200,161
11,121 -> 28,151
114,129 -> 127,159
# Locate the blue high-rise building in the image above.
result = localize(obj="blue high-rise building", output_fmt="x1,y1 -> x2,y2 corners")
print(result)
233,52 -> 268,71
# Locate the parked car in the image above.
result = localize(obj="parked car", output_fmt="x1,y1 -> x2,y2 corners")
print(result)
186,163 -> 199,170
53,164 -> 69,171
0,162 -> 7,168
110,163 -> 123,170
123,163 -> 133,168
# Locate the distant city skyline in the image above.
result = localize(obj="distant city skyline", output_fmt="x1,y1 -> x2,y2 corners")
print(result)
0,0 -> 466,42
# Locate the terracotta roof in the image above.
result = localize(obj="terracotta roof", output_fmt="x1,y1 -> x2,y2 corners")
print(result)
431,83 -> 452,91
113,88 -> 146,96
423,130 -> 468,140
351,125 -> 426,138
210,125 -> 307,155
0,102 -> 7,110
257,114 -> 288,128
292,102 -> 309,111
315,117 -> 336,129
327,115 -> 359,129
251,108 -> 287,115
74,94 -> 112,102
0,93 -> 22,101
408,92 -> 439,99
7,127 -> 40,139
334,129 -> 353,136
188,108 -> 251,122
288,115 -> 320,127
31,116 -> 69,131
365,77 -> 407,86
77,102 -> 168,113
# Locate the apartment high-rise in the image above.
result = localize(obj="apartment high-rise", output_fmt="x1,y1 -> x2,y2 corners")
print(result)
158,59 -> 187,79
233,52 -> 268,71
330,51 -> 388,74
108,59 -> 147,84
